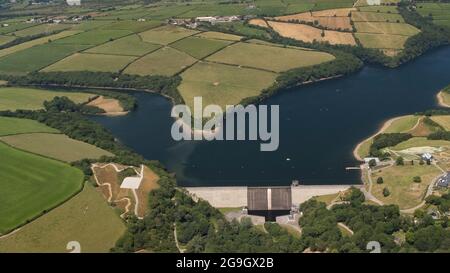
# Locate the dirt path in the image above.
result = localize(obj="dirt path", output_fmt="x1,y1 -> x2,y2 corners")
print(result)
173,224 -> 185,253
338,222 -> 354,235
91,163 -> 133,219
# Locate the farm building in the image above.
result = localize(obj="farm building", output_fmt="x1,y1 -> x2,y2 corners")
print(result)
66,0 -> 81,6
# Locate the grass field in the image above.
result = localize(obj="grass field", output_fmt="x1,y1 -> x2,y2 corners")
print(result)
0,87 -> 94,111
358,6 -> 399,13
11,23 -> 72,37
84,34 -> 161,56
384,115 -> 420,133
0,43 -> 89,75
123,46 -> 197,76
194,31 -> 242,41
170,36 -> 232,59
371,164 -> 441,209
392,137 -> 450,151
178,62 -> 277,109
430,115 -> 450,131
0,35 -> 15,46
0,30 -> 80,58
0,133 -> 113,162
206,42 -> 335,72
417,3 -> 450,29
54,29 -> 132,45
351,11 -> 404,23
0,117 -> 59,136
355,115 -> 420,159
0,142 -> 84,234
0,22 -> 37,35
354,22 -> 420,36
101,20 -> 162,33
138,25 -> 199,45
0,184 -> 126,253
42,53 -> 137,73
355,33 -> 409,49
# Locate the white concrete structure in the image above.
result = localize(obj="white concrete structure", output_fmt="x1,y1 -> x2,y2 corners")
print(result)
120,165 -> 144,189
184,187 -> 247,207
184,184 -> 356,208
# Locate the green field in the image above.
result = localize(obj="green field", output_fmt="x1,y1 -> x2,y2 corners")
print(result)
124,46 -> 197,76
392,137 -> 450,151
352,11 -> 404,23
85,34 -> 161,56
0,43 -> 89,75
0,133 -> 113,162
355,33 -> 409,49
417,3 -> 450,28
195,31 -> 242,41
54,29 -> 132,45
0,184 -> 126,252
0,87 -> 94,111
170,36 -> 232,59
354,22 -> 420,36
384,115 -> 420,133
11,23 -> 72,37
0,141 -> 84,234
138,25 -> 199,45
206,42 -> 335,72
0,22 -> 37,35
358,5 -> 399,13
101,20 -> 162,33
42,53 -> 137,73
178,62 -> 277,109
371,164 -> 441,209
0,117 -> 59,136
0,30 -> 81,58
430,115 -> 450,131
175,3 -> 250,17
0,35 -> 15,46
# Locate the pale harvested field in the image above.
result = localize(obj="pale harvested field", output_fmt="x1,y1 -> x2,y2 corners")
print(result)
312,8 -> 356,17
274,12 -> 352,30
248,18 -> 269,28
267,21 -> 356,45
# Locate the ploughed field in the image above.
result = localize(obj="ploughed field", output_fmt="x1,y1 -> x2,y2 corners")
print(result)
249,0 -> 420,56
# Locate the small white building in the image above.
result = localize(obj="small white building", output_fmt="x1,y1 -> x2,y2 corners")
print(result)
364,157 -> 380,164
66,0 -> 81,6
422,153 -> 433,161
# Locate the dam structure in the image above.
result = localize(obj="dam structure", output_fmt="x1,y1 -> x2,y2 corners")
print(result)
183,184 -> 356,215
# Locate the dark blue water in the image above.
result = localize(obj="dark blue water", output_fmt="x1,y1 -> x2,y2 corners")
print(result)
92,47 -> 450,187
